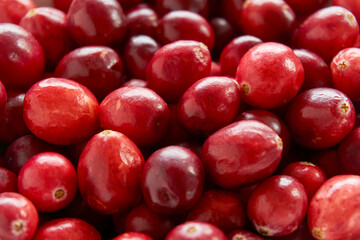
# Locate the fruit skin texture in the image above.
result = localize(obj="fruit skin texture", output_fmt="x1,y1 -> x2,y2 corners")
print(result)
165,221 -> 227,240
23,78 -> 99,145
247,175 -> 308,237
333,0 -> 360,28
202,120 -> 283,188
113,232 -> 154,240
0,0 -> 36,24
337,127 -> 360,175
308,175 -> 360,240
77,130 -> 145,214
236,42 -> 304,109
0,192 -> 39,240
285,87 -> 355,149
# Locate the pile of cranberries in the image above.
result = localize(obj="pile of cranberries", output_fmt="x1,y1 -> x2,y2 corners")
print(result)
0,0 -> 360,239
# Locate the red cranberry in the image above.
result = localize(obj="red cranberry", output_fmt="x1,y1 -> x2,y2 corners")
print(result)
209,17 -> 237,58
285,0 -> 330,16
0,23 -> 45,90
67,0 -> 127,46
146,40 -> 211,103
337,127 -> 360,175
23,78 -> 100,145
113,232 -> 153,240
117,0 -> 144,11
100,86 -> 170,147
122,79 -> 147,88
0,0 -> 36,24
310,150 -> 341,178
220,0 -> 243,30
176,141 -> 202,158
141,146 -> 204,215
32,218 -> 101,240
247,175 -> 308,237
157,11 -> 214,50
55,46 -> 124,100
165,221 -> 227,240
125,6 -> 159,39
267,221 -> 315,240
210,61 -> 221,76
53,0 -> 73,12
0,81 -> 7,113
285,87 -> 355,149
236,42 -> 304,109
0,192 -> 38,240
228,230 -> 264,240
333,0 -> 360,26
0,167 -> 17,193
202,120 -> 283,188
155,0 -> 209,17
77,130 -> 144,214
308,175 -> 360,239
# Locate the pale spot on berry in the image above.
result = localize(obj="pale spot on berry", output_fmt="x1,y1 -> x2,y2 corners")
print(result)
337,61 -> 348,70
312,227 -> 324,239
54,188 -> 66,201
11,220 -> 24,235
241,82 -> 250,95
340,103 -> 350,114
346,13 -> 355,22
187,226 -> 197,234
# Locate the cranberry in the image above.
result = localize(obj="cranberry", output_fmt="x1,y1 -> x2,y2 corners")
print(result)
100,86 -> 170,147
122,79 -> 147,88
220,0 -> 243,30
0,192 -> 38,240
77,130 -> 144,214
247,175 -> 308,237
202,120 -> 283,188
0,167 -> 17,193
146,40 -> 211,103
165,221 -> 227,240
236,42 -> 304,109
210,61 -> 221,76
32,218 -> 101,240
125,6 -> 159,39
285,87 -> 355,149
53,0 -> 73,12
285,0 -> 330,16
117,0 -> 144,11
267,221 -> 315,240
0,23 -> 45,90
0,81 -> 7,113
113,232 -> 153,240
0,0 -> 36,24
55,46 -> 124,100
209,17 -> 237,58
310,150 -> 341,178
333,0 -> 360,26
155,0 -> 209,17
141,146 -> 204,215
67,0 -> 126,46
337,127 -> 360,175
176,141 -> 202,158
308,175 -> 360,239
23,78 -> 100,145
157,11 -> 214,50
228,230 -> 264,240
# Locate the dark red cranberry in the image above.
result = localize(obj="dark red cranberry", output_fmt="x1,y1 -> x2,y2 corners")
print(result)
176,141 -> 202,158
285,87 -> 355,149
0,167 -> 17,193
113,232 -> 153,240
0,192 -> 38,240
310,150 -> 341,178
146,40 -> 211,103
220,0 -> 243,30
155,0 -> 209,17
333,0 -> 360,26
228,230 -> 264,240
0,23 -> 45,90
209,17 -> 237,58
157,11 -> 214,50
202,120 -> 283,188
285,0 -> 330,16
267,221 -> 316,240
308,175 -> 360,239
77,130 -> 144,214
0,0 -> 36,24
0,81 -> 6,113
141,146 -> 204,215
117,0 -> 144,11
67,0 -> 127,46
247,175 -> 308,237
53,0 -> 73,12
122,79 -> 147,88
126,6 -> 159,39
210,61 -> 221,76
55,46 -> 124,100
337,127 -> 360,175
165,221 -> 227,240
100,86 -> 170,147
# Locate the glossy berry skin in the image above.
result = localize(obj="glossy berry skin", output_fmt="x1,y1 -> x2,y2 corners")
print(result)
308,175 -> 360,240
0,192 -> 38,240
141,146 -> 204,215
55,46 -> 124,100
113,232 -> 153,240
285,0 -> 330,16
53,0 -> 73,12
0,23 -> 45,90
293,6 -> 359,63
285,87 -> 355,149
125,6 -> 159,39
157,11 -> 214,50
23,78 -> 100,145
228,230 -> 264,240
186,190 -> 247,234
77,130 -> 145,214
100,86 -> 170,147
122,79 -> 147,88
155,0 -> 209,17
247,175 -> 308,237
0,167 -> 17,193
146,40 -> 211,103
32,218 -> 101,240
18,152 -> 77,212
0,0 -> 36,24
236,42 -> 304,109
67,0 -> 126,46
165,221 -> 227,240
337,127 -> 360,175
333,0 -> 360,26
202,120 -> 283,188
178,76 -> 241,136
331,47 -> 360,102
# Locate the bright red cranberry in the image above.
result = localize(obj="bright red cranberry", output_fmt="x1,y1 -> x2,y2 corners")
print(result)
53,0 -> 73,12
23,78 -> 100,145
100,86 -> 170,147
0,192 -> 38,240
248,175 -> 308,237
228,230 -> 264,240
155,0 -> 209,17
209,17 -> 237,58
310,150 -> 341,178
165,221 -> 227,240
122,79 -> 147,88
123,35 -> 161,80
220,35 -> 262,77
0,167 -> 17,193
0,81 -> 6,113
337,127 -> 360,175
293,6 -> 359,63
236,42 -> 304,109
32,218 -> 101,240
146,40 -> 211,103
77,130 -> 145,214
308,175 -> 360,239
333,0 -> 360,26
157,11 -> 214,50
331,47 -> 360,102
285,0 -> 330,16
141,146 -> 204,215
285,87 -> 355,149
220,0 -> 243,30
0,23 -> 45,90
0,0 -> 36,24
202,120 -> 283,188
55,46 -> 124,100
67,0 -> 127,46
126,6 -> 159,39
282,161 -> 327,200
113,232 -> 153,240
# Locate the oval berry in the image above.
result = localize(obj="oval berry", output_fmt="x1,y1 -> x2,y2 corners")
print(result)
165,221 -> 227,240
0,167 -> 17,193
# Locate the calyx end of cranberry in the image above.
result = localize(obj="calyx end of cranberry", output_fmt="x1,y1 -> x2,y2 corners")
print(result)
187,226 -> 197,234
337,61 -> 348,70
53,188 -> 66,201
12,220 -> 24,235
340,102 -> 350,113
311,227 -> 324,239
241,82 -> 250,95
